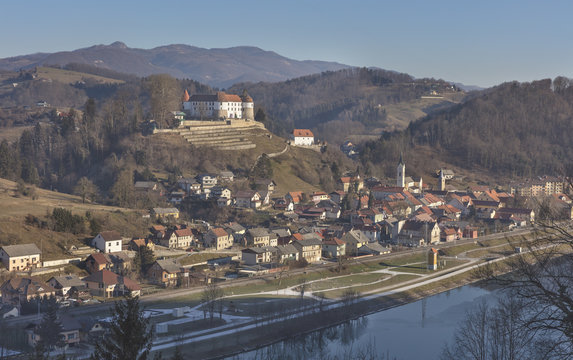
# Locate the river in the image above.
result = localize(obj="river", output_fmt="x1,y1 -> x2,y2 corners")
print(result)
230,284 -> 499,360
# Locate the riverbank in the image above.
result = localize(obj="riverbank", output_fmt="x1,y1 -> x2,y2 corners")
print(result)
159,255 -> 488,359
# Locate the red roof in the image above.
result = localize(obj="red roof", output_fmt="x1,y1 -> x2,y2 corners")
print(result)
210,227 -> 229,238
89,253 -> 110,266
293,129 -> 314,137
175,228 -> 193,237
182,89 -> 190,102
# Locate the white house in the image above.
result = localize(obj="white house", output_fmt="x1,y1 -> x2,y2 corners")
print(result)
292,129 -> 314,146
92,231 -> 123,253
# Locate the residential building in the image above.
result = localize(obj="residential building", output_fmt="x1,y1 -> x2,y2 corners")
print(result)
0,244 -> 41,271
246,228 -> 272,247
83,270 -> 140,298
322,238 -> 346,258
1,278 -> 56,305
85,253 -> 111,274
398,220 -> 440,245
340,230 -> 369,256
292,129 -> 314,146
235,190 -> 261,209
275,244 -> 299,263
146,259 -> 181,287
152,208 -> 180,219
204,228 -> 233,250
160,228 -> 194,249
92,231 -> 122,253
48,275 -> 85,297
293,239 -> 322,263
241,247 -> 276,265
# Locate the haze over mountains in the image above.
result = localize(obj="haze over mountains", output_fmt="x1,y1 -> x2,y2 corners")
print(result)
0,42 -> 349,88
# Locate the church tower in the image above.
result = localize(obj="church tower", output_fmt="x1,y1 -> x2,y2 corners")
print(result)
439,168 -> 446,191
397,153 -> 405,188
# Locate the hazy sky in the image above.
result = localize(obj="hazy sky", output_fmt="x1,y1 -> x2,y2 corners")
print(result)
2,0 -> 572,87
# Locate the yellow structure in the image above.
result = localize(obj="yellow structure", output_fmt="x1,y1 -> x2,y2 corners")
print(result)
427,248 -> 438,270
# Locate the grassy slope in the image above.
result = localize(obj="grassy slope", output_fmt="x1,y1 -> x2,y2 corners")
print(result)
0,178 -> 150,260
35,67 -> 124,85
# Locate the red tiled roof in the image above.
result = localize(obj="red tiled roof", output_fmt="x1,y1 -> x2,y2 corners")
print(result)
189,91 -> 243,103
210,227 -> 229,238
175,228 -> 193,237
89,253 -> 109,265
293,129 -> 314,137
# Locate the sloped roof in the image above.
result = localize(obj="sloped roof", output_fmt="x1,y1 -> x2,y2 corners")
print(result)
293,129 -> 314,137
88,253 -> 110,265
99,231 -> 122,242
155,259 -> 181,273
210,227 -> 229,238
50,275 -> 85,288
276,244 -> 298,255
1,243 -> 41,257
174,228 -> 193,237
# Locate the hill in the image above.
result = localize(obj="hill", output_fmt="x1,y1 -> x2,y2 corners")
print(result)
228,68 -> 465,144
0,178 -> 151,261
360,78 -> 573,181
0,42 -> 349,88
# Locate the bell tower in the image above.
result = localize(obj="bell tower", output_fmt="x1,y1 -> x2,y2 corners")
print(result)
397,152 -> 405,188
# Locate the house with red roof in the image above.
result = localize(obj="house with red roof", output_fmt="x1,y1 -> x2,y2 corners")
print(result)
83,269 -> 140,298
160,228 -> 194,249
292,129 -> 314,146
204,228 -> 233,250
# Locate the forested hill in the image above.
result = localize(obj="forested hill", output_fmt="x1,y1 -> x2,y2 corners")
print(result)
0,42 -> 348,88
360,78 -> 573,178
228,68 -> 464,143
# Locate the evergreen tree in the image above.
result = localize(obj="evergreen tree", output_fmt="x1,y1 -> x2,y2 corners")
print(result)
36,297 -> 63,351
90,296 -> 153,360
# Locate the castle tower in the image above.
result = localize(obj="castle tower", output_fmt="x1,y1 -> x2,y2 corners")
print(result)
439,168 -> 446,191
241,91 -> 254,121
182,89 -> 190,102
397,152 -> 405,188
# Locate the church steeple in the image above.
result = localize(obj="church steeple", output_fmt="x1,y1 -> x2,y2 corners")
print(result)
397,152 -> 405,188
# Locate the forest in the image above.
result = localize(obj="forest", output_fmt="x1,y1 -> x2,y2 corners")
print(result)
360,77 -> 573,179
229,67 -> 461,142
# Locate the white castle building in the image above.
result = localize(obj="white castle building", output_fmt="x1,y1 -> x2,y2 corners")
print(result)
182,90 -> 254,121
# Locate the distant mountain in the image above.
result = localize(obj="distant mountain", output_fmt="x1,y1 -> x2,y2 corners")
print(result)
0,42 -> 349,88
451,82 -> 484,92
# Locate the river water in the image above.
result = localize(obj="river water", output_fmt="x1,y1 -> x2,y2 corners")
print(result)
231,284 -> 499,360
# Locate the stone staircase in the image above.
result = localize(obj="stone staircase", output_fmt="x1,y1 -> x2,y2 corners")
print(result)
177,120 -> 263,150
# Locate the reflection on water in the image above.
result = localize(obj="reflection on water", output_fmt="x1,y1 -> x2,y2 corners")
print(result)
232,284 -> 498,360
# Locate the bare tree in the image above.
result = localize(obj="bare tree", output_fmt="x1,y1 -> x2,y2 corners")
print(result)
475,176 -> 573,358
200,282 -> 224,323
441,298 -> 536,360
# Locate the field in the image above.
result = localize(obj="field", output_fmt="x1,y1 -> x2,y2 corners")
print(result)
35,66 -> 124,85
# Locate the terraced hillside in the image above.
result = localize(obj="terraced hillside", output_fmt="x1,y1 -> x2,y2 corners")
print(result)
170,120 -> 266,151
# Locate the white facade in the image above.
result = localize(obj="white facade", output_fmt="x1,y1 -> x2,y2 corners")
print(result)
182,92 -> 254,120
92,234 -> 122,253
292,129 -> 314,146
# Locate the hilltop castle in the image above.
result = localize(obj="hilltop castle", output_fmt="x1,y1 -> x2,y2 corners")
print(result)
182,90 -> 254,121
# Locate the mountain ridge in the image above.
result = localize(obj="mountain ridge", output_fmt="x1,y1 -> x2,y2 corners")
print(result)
0,42 -> 350,88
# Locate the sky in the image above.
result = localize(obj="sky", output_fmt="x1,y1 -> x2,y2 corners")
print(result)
2,0 -> 573,88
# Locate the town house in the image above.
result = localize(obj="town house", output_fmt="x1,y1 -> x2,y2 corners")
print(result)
0,244 -> 41,272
